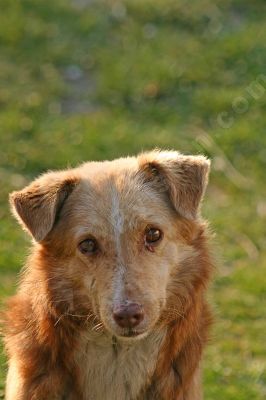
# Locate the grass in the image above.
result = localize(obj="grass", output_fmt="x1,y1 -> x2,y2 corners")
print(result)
0,0 -> 266,398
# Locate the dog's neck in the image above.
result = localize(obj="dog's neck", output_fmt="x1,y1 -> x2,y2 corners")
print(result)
75,326 -> 166,400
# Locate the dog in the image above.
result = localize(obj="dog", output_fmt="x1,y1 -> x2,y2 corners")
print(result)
4,150 -> 213,400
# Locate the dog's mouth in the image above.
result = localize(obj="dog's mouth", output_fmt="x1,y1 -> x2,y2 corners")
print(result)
110,326 -> 151,341
119,328 -> 145,338
101,318 -> 149,340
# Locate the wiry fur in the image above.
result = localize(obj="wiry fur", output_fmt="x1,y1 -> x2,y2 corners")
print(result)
4,150 -> 213,400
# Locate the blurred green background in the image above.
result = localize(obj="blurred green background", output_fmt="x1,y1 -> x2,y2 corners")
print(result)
0,0 -> 266,398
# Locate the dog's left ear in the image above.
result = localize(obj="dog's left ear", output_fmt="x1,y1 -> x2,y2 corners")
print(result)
9,171 -> 79,242
138,150 -> 210,219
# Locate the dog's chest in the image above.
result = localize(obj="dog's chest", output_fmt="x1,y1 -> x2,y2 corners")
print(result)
77,331 -> 165,400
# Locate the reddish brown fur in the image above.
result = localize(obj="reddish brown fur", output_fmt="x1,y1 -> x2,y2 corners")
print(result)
4,150 -> 213,400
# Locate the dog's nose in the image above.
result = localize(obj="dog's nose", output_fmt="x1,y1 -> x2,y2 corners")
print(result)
113,303 -> 144,329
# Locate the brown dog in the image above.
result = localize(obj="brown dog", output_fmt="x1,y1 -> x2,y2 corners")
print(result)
4,150 -> 213,400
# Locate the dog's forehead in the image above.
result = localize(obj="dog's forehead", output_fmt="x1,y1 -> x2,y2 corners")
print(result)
77,158 -> 156,208
64,160 -> 172,233
78,167 -> 161,216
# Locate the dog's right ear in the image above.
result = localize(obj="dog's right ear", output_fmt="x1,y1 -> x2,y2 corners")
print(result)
9,171 -> 79,242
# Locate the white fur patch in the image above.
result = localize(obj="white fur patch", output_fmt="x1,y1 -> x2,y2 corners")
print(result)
110,188 -> 126,305
110,188 -> 124,253
112,265 -> 126,308
5,359 -> 23,400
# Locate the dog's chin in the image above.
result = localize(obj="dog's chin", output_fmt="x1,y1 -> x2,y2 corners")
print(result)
114,329 -> 150,341
104,324 -> 150,341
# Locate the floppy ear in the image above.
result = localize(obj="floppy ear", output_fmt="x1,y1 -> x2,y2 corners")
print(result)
9,171 -> 79,242
138,150 -> 210,219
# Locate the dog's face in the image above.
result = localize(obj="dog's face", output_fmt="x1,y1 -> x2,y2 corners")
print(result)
10,151 -> 210,340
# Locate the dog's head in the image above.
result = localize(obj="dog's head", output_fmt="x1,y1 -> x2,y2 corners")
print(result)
10,150 -> 210,340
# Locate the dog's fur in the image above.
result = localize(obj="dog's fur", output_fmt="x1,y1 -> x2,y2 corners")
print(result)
4,150 -> 213,400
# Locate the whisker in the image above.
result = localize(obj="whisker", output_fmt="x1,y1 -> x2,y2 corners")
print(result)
54,314 -> 65,327
91,322 -> 104,332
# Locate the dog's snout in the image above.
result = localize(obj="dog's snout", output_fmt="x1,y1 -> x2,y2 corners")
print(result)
113,303 -> 144,329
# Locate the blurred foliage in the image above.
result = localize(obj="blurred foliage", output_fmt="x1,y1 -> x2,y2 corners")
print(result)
0,0 -> 266,397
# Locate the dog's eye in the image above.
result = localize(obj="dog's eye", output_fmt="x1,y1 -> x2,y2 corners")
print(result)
145,228 -> 162,243
145,228 -> 162,251
78,238 -> 98,255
